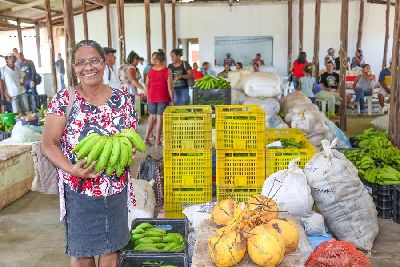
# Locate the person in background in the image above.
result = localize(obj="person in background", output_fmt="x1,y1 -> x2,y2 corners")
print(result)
18,52 -> 37,113
325,48 -> 336,69
0,53 -> 29,114
144,49 -> 173,147
120,51 -> 144,96
290,52 -> 308,89
103,47 -> 120,89
223,53 -> 235,67
235,62 -> 243,70
201,61 -> 216,76
252,53 -> 265,66
218,63 -> 231,78
13,48 -> 21,69
351,49 -> 365,69
377,59 -> 391,111
168,48 -> 192,105
55,53 -> 66,90
192,62 -> 204,80
352,64 -> 374,114
298,63 -> 316,103
143,52 -> 157,84
252,62 -> 260,72
41,40 -> 137,267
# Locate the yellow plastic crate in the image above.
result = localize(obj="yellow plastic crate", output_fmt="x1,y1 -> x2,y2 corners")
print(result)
163,149 -> 212,187
215,105 -> 265,150
163,105 -> 212,149
216,186 -> 262,202
265,128 -> 316,176
164,185 -> 212,218
216,150 -> 265,187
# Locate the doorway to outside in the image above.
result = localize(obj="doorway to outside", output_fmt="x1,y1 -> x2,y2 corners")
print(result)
178,38 -> 199,67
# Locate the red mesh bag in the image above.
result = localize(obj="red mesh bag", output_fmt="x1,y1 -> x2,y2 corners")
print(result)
305,240 -> 371,267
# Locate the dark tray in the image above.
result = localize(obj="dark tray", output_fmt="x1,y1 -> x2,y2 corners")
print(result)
374,200 -> 394,209
393,213 -> 400,224
377,207 -> 392,219
125,218 -> 188,256
374,184 -> 394,196
119,251 -> 188,267
0,131 -> 11,141
192,88 -> 231,107
360,178 -> 375,195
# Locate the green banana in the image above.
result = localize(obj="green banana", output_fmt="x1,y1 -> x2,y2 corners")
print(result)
120,129 -> 146,153
115,157 -> 124,177
119,138 -> 130,169
134,236 -> 162,244
84,136 -> 108,168
161,242 -> 180,251
93,138 -> 113,173
162,233 -> 183,243
136,222 -> 153,230
119,136 -> 133,165
106,161 -> 115,176
131,228 -> 144,235
170,243 -> 184,252
72,133 -> 99,152
133,243 -> 159,251
131,233 -> 144,241
108,137 -> 121,166
77,134 -> 102,160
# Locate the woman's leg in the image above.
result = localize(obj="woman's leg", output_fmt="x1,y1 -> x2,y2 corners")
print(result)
155,115 -> 162,145
144,114 -> 155,144
70,256 -> 96,267
359,89 -> 366,112
354,89 -> 362,110
98,252 -> 118,267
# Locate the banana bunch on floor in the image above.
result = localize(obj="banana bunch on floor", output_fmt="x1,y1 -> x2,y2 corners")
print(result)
72,129 -> 145,176
130,222 -> 184,252
355,156 -> 375,170
195,75 -> 231,89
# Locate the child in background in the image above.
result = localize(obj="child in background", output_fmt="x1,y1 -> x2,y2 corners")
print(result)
298,63 -> 316,103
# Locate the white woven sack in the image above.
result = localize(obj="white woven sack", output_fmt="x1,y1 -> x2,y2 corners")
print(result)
244,72 -> 282,98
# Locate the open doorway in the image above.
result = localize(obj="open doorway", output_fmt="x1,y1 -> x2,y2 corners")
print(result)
178,38 -> 199,67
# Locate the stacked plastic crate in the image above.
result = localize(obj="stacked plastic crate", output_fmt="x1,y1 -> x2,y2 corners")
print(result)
163,105 -> 213,218
215,105 -> 266,202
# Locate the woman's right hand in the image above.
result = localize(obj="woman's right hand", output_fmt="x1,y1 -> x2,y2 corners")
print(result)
70,159 -> 103,179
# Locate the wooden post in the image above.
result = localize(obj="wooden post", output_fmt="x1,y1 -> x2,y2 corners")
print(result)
44,0 -> 57,95
383,0 -> 391,68
82,0 -> 89,39
105,0 -> 112,47
313,0 -> 321,80
63,0 -> 77,87
145,0 -> 151,62
116,0 -> 126,64
172,0 -> 176,49
389,0 -> 400,147
16,19 -> 23,53
35,23 -> 42,68
299,0 -> 304,52
288,0 -> 293,73
356,0 -> 364,50
160,0 -> 166,52
339,0 -> 349,130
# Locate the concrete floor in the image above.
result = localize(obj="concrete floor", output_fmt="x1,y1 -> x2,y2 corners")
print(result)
1,115 -> 400,267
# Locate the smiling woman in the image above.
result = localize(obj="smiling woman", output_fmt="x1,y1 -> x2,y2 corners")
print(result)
40,40 -> 138,267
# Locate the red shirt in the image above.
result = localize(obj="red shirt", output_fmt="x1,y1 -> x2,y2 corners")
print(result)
148,67 -> 170,103
293,60 -> 308,78
193,69 -> 204,80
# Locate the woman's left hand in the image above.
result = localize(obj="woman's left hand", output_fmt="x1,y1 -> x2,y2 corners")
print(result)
70,159 -> 103,179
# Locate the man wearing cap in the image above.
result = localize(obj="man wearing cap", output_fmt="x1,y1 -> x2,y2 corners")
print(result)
55,52 -> 65,89
377,59 -> 392,112
18,52 -> 38,112
103,47 -> 120,89
0,53 -> 29,114
325,48 -> 336,69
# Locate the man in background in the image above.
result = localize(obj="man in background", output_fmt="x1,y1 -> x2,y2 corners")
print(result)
223,53 -> 235,67
378,59 -> 392,113
103,47 -> 120,89
18,52 -> 38,112
0,53 -> 29,114
55,53 -> 65,90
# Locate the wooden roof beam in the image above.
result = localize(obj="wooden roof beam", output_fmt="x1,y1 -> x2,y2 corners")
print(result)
0,0 -> 62,16
38,4 -> 102,24
87,0 -> 106,6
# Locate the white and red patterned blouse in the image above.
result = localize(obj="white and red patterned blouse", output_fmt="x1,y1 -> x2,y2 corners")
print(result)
47,87 -> 138,221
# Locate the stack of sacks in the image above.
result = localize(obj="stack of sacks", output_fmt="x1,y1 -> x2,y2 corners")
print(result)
229,71 -> 287,128
283,91 -> 351,150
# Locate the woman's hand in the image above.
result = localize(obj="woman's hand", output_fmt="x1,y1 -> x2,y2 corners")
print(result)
70,159 -> 103,179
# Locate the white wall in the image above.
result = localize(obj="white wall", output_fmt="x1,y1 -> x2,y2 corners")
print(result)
69,1 -> 394,76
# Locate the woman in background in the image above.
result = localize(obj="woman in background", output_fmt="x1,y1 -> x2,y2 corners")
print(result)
168,48 -> 192,105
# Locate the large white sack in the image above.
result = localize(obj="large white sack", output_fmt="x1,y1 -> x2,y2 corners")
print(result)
243,97 -> 280,116
128,179 -> 156,227
371,114 -> 389,131
231,89 -> 248,104
261,158 -> 313,218
283,92 -> 312,115
304,139 -> 379,251
300,211 -> 328,236
266,115 -> 289,128
244,72 -> 282,98
228,69 -> 251,91
288,110 -> 328,136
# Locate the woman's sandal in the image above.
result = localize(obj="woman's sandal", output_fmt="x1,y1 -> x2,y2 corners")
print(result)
144,140 -> 153,146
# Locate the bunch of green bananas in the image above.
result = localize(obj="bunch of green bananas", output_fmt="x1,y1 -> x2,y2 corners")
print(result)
355,156 -> 375,170
0,121 -> 13,132
344,149 -> 365,164
195,75 -> 231,89
72,129 -> 145,176
143,262 -> 176,267
130,222 -> 184,252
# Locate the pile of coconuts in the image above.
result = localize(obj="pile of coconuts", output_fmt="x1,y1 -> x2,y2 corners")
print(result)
208,195 -> 300,267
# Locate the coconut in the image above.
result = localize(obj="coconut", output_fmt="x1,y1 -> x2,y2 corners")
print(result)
247,194 -> 279,222
247,224 -> 285,267
208,229 -> 247,267
266,218 -> 300,253
212,199 -> 238,226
